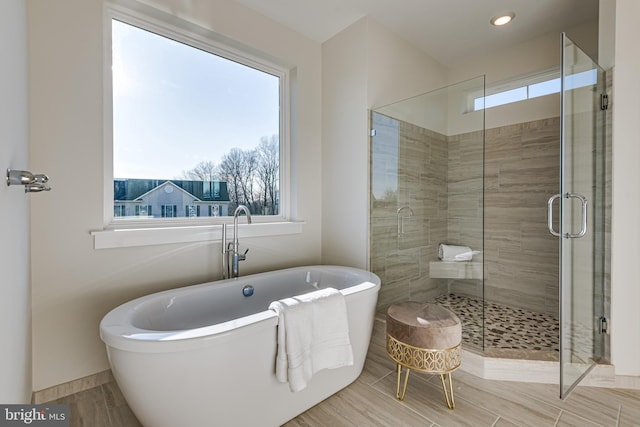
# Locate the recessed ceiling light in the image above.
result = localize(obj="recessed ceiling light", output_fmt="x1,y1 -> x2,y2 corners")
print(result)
490,13 -> 515,26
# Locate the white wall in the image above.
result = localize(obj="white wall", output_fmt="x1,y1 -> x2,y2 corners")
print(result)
447,20 -> 598,133
321,17 -> 447,268
598,0 -> 615,69
28,0 -> 322,391
366,19 -> 449,110
0,0 -> 32,403
609,0 -> 640,377
321,19 -> 369,269
370,20 -> 597,137
448,20 -> 597,86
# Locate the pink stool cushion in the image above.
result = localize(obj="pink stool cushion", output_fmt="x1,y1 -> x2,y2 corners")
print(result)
387,301 -> 462,350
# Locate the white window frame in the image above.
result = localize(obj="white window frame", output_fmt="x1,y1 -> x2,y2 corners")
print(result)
93,2 -> 301,249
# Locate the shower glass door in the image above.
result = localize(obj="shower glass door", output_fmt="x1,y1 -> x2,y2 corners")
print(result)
370,76 -> 485,352
558,33 -> 606,398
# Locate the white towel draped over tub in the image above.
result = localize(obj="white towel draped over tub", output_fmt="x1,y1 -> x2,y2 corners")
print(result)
438,244 -> 477,262
269,287 -> 354,392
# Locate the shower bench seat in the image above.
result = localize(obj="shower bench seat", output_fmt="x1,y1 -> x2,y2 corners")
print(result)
429,261 -> 482,279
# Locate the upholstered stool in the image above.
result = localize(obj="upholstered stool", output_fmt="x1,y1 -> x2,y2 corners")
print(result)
386,301 -> 462,409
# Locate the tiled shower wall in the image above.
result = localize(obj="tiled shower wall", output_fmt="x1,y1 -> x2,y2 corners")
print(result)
446,129 -> 484,300
370,113 -> 449,310
371,113 -> 561,316
482,117 -> 560,315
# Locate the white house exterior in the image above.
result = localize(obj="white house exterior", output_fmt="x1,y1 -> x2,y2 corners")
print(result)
114,179 -> 230,218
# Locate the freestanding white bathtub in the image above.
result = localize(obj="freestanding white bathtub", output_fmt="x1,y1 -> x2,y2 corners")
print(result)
100,265 -> 380,427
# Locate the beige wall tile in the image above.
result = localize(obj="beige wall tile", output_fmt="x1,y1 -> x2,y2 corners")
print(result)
372,112 -> 562,317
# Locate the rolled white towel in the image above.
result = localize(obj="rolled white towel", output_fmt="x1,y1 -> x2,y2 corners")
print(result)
439,244 -> 475,262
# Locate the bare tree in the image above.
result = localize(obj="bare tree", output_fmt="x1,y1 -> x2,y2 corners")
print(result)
219,148 -> 244,210
179,160 -> 219,181
257,135 -> 279,215
219,148 -> 258,210
239,149 -> 258,210
183,135 -> 279,216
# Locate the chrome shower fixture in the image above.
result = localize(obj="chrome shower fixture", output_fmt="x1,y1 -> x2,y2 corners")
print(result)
6,169 -> 51,193
397,205 -> 414,236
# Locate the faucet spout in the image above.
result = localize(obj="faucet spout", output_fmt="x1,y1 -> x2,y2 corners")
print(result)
233,205 -> 252,248
230,205 -> 252,278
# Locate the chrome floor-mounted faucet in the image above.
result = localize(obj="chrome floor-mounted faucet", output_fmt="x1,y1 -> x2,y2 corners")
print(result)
222,205 -> 252,279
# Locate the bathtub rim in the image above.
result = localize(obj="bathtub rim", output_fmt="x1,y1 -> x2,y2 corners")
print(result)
100,265 -> 381,353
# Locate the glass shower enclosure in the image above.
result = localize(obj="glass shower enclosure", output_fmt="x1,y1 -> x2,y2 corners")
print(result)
369,34 -> 610,397
370,76 -> 486,353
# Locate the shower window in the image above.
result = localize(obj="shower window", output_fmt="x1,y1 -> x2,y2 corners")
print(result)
106,9 -> 289,224
471,67 -> 597,111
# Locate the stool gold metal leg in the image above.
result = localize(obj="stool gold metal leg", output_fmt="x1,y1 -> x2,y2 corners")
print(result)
439,373 -> 455,409
395,364 -> 411,401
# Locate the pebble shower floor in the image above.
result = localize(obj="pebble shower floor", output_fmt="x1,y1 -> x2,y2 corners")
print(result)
434,294 -> 560,357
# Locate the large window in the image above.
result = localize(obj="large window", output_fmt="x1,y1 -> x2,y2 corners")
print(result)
109,12 -> 286,223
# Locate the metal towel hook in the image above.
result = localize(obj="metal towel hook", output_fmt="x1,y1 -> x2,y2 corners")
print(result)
6,169 -> 52,193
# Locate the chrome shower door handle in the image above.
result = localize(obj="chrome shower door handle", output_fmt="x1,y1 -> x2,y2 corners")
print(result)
547,194 -> 561,237
566,193 -> 588,238
547,193 -> 588,239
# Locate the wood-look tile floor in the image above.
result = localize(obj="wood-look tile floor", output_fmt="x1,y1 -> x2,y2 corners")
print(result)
53,317 -> 640,426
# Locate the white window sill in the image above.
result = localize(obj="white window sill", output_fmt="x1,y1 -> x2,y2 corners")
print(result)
90,221 -> 304,249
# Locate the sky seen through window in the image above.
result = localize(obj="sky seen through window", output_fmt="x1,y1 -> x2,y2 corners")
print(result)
112,19 -> 280,180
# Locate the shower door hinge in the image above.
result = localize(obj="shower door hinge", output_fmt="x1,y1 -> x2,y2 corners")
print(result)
370,129 -> 377,137
598,316 -> 608,334
600,93 -> 609,111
